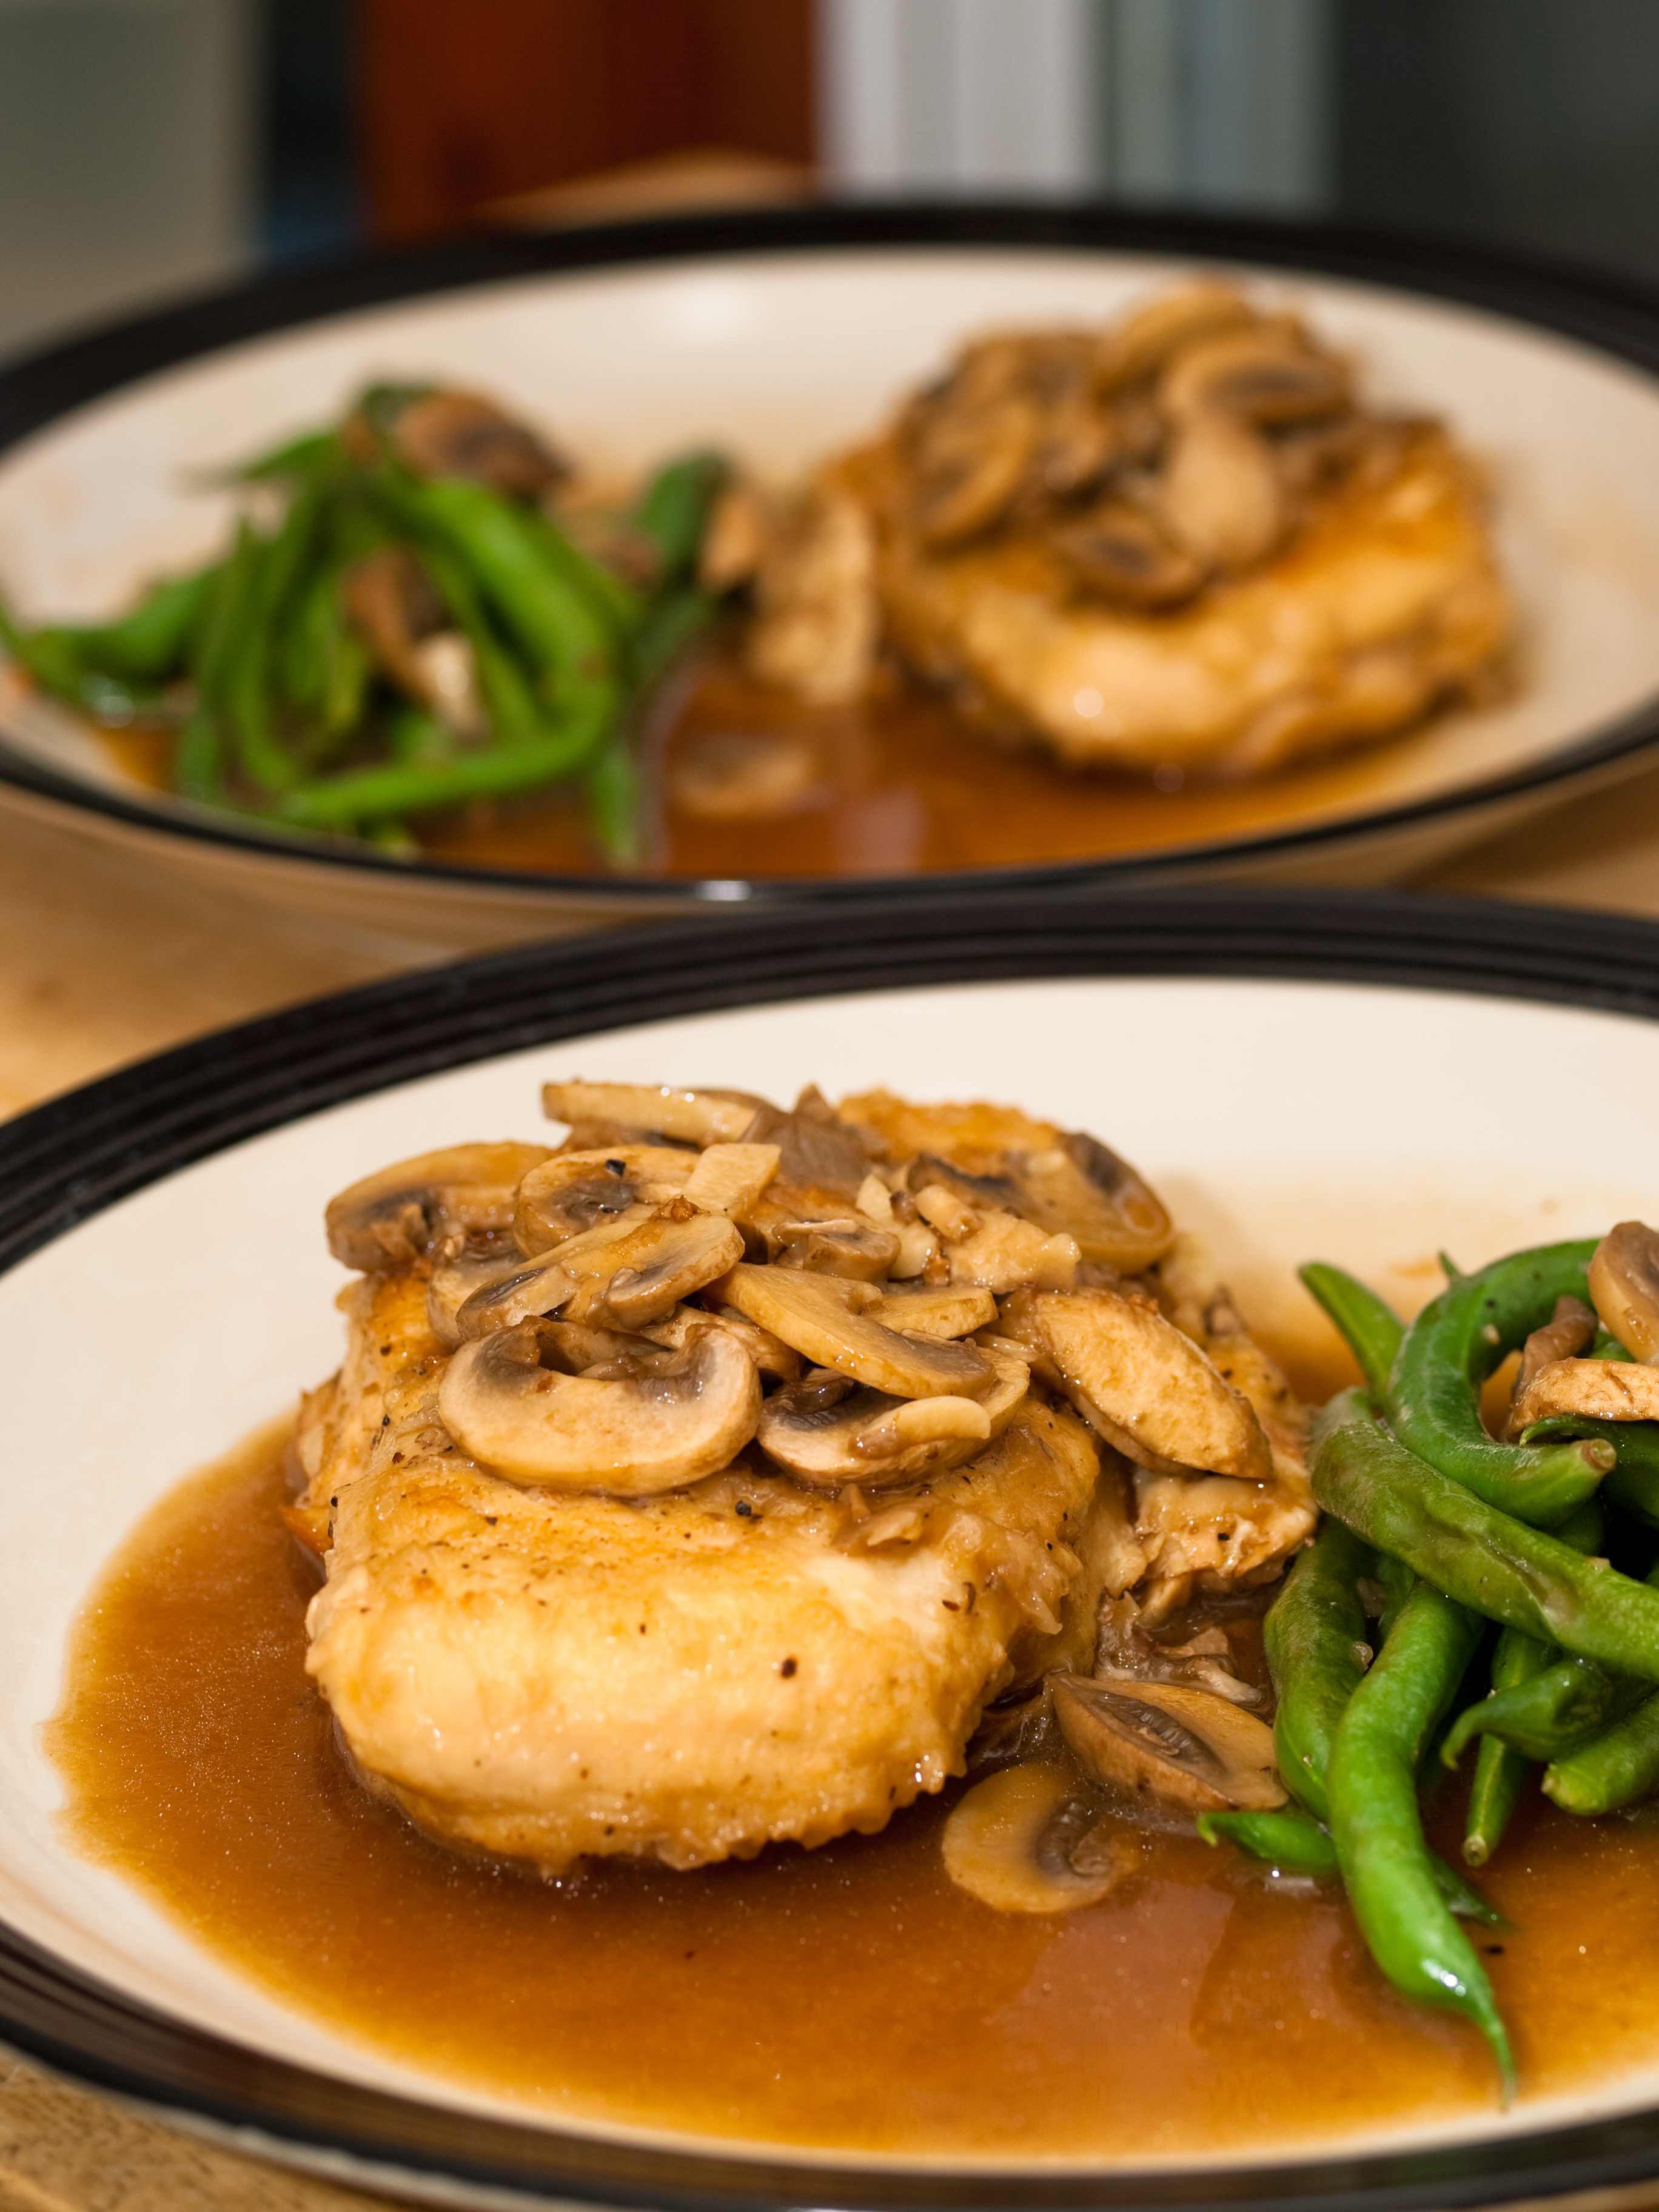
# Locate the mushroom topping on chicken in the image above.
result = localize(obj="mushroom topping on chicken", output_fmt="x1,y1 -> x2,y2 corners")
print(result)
438,1319 -> 760,1492
300,1076 -> 1315,1883
326,1142 -> 552,1272
748,280 -> 1510,777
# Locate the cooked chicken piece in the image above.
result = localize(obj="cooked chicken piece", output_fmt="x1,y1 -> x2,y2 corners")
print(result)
302,1269 -> 1103,1873
745,286 -> 1511,775
841,420 -> 1509,774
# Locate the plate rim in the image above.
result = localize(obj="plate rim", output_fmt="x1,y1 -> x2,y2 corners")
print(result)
5,196 -> 1659,907
9,882 -> 1659,2208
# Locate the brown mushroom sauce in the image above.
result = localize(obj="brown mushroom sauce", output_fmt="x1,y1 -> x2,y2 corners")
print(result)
51,1332 -> 1659,2157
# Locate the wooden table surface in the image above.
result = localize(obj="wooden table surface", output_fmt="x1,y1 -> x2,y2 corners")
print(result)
5,759 -> 1659,2209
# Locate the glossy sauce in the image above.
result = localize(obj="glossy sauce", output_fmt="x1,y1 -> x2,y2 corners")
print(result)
47,1404 -> 1659,2160
103,656 -> 1436,883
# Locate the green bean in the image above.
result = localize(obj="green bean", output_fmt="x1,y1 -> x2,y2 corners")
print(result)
1386,1240 -> 1613,1526
226,492 -> 324,794
1298,1264 -> 1404,1398
1594,1329 -> 1635,1362
1546,1685 -> 1659,1813
173,522 -> 262,800
1264,1518 -> 1375,1822
1457,1502 -> 1604,1864
1198,1807 -> 1338,1874
386,705 -> 454,763
1327,1572 -> 1512,2093
1444,1657 -> 1636,1766
42,565 -> 218,683
1311,1390 -> 1659,1680
631,449 -> 729,583
1198,1809 -> 1501,1923
632,585 -> 719,693
523,508 -> 643,635
584,735 -> 641,866
276,725 -> 615,830
224,427 -> 340,484
1521,1416 -> 1659,1529
0,596 -> 169,723
409,535 -> 544,750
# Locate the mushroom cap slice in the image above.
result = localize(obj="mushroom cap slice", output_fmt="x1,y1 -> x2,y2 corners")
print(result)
1506,1295 -> 1597,1435
1051,1673 -> 1285,1814
1006,1289 -> 1271,1482
437,1320 -> 760,1493
1513,1356 -> 1659,1431
871,1284 -> 998,1339
772,1217 -> 900,1280
390,387 -> 565,498
514,1147 -> 695,1255
942,1764 -> 1131,1914
1159,323 -> 1349,426
1589,1222 -> 1659,1363
326,1142 -> 552,1273
719,1263 -> 993,1399
1095,281 -> 1253,392
427,1239 -> 574,1347
558,1204 -> 745,1328
541,1081 -> 760,1148
644,1302 -> 805,1384
904,1134 -> 1173,1275
1159,409 -> 1287,571
757,1346 -> 1028,1488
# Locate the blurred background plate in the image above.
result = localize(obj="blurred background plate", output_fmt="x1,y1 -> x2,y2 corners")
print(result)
5,203 -> 1659,954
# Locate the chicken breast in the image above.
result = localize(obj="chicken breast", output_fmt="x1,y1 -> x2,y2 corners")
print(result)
842,421 -> 1509,774
298,1084 -> 1313,1879
301,1270 -> 1103,1873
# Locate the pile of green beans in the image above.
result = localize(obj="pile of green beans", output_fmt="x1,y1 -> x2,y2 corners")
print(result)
1199,1238 -> 1659,2099
0,392 -> 734,863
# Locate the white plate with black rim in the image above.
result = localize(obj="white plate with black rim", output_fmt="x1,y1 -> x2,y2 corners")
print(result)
5,203 -> 1659,953
6,885 -> 1659,2208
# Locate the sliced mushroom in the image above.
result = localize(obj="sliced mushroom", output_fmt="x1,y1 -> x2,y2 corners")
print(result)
558,1202 -> 745,1328
341,546 -> 450,703
1002,1289 -> 1272,1481
1589,1222 -> 1659,1362
668,729 -> 821,823
390,387 -> 564,500
719,1262 -> 993,1399
912,395 -> 1040,548
326,1142 -> 552,1273
645,1301 -> 805,1384
1512,1357 -> 1659,1431
699,478 -> 771,592
541,1081 -> 761,1149
745,483 -> 879,706
1002,1132 -> 1174,1272
942,1764 -> 1131,1914
757,1346 -> 1027,1487
743,1094 -> 874,1197
437,1319 -> 760,1493
427,1240 -> 575,1347
773,1216 -> 900,1280
1051,1673 -> 1285,1814
1159,324 -> 1349,426
1051,501 -> 1207,609
680,1142 -> 781,1217
1095,281 -> 1254,392
514,1146 -> 696,1253
1159,410 -> 1288,571
871,1284 -> 998,1339
1506,1294 -> 1598,1436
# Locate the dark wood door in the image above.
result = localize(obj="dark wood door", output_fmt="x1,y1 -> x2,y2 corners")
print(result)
360,0 -> 817,240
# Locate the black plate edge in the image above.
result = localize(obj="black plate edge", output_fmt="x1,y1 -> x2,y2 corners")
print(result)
5,197 -> 1659,907
5,885 -> 1659,2208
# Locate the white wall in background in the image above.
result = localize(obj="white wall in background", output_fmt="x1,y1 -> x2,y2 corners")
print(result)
0,0 -> 257,363
818,0 -> 1333,212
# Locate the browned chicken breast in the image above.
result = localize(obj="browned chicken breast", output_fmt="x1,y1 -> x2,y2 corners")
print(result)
297,1083 -> 1313,1877
742,283 -> 1510,775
